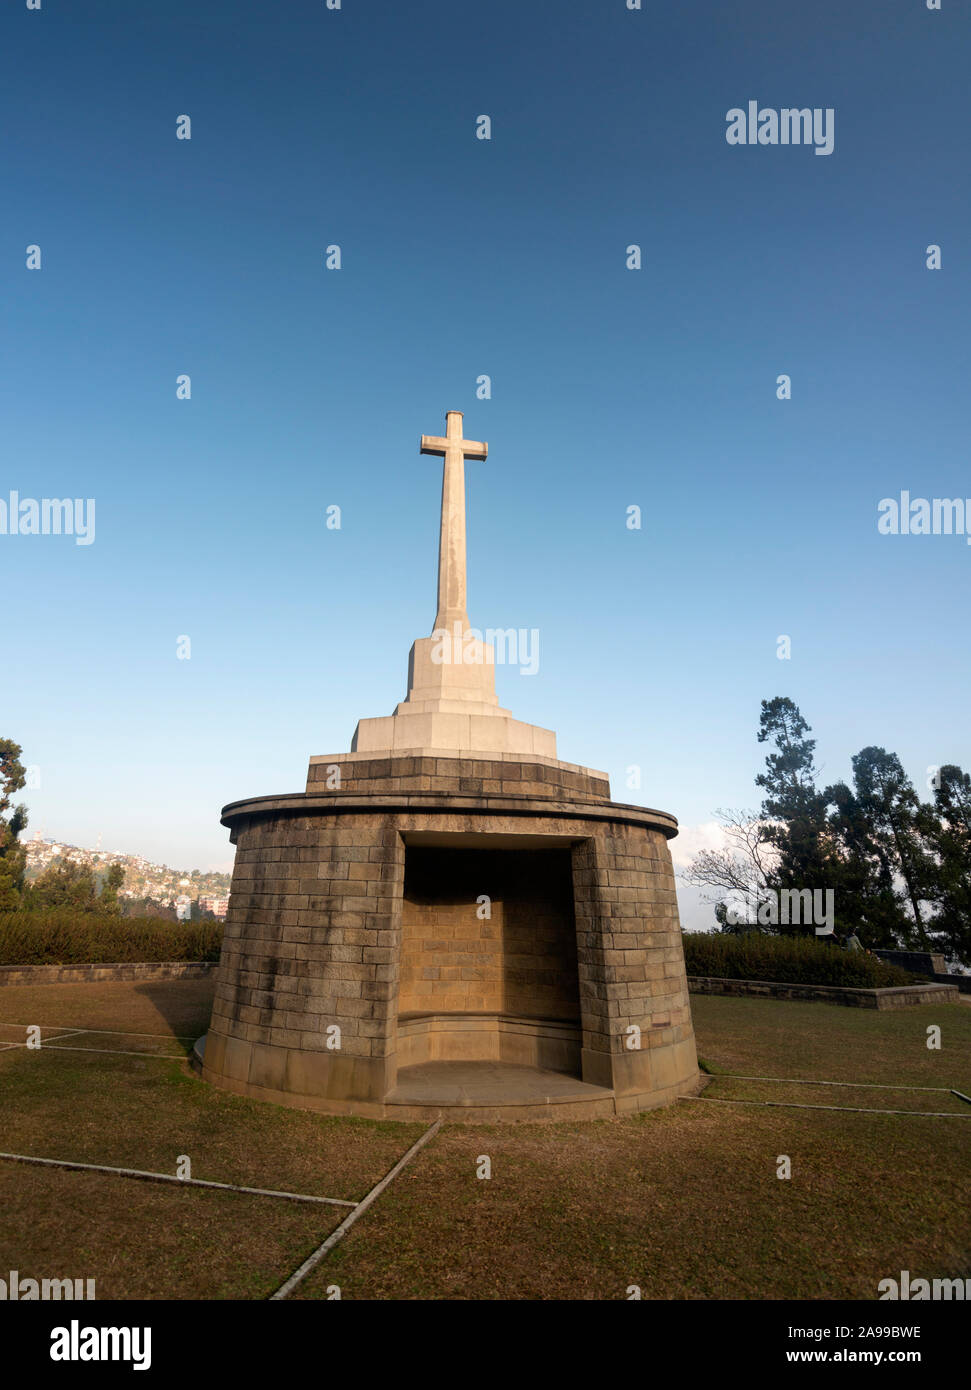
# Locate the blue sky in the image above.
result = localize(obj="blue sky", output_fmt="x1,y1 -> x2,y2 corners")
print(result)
2,1 -> 968,926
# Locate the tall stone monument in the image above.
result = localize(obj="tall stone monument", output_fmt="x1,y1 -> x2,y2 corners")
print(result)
199,412 -> 700,1121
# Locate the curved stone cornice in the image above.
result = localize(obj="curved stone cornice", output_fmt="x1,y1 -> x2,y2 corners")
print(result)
220,790 -> 679,840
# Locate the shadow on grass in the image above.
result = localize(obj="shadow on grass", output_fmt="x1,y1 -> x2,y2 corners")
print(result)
131,979 -> 215,1045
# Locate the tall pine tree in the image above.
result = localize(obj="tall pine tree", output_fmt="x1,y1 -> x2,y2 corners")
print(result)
845,747 -> 936,949
755,698 -> 833,928
924,764 -> 971,963
825,775 -> 910,947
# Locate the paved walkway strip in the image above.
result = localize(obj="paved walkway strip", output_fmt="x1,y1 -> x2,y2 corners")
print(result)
682,1096 -> 970,1119
2,1041 -> 187,1059
0,1024 -> 192,1059
0,1027 -> 86,1043
270,1119 -> 444,1301
0,1151 -> 357,1207
711,1073 -> 955,1092
0,1023 -> 199,1040
34,1042 -> 188,1059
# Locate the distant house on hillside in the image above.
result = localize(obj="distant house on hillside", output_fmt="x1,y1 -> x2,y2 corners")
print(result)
199,895 -> 229,920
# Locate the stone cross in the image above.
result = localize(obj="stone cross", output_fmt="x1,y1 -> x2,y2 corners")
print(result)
420,411 -> 487,631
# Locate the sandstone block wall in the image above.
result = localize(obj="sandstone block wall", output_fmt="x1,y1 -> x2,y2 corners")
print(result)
210,811 -> 405,1077
307,754 -> 610,802
571,822 -> 695,1098
400,846 -> 579,1018
205,757 -> 699,1116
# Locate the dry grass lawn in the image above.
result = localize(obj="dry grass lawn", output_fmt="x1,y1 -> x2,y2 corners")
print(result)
1,980 -> 967,1300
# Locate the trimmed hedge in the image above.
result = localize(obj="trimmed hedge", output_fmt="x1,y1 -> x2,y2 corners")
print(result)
0,910 -> 223,966
682,931 -> 914,989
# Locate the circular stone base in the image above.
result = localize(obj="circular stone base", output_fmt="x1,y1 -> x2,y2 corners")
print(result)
200,754 -> 700,1121
194,1039 -> 703,1123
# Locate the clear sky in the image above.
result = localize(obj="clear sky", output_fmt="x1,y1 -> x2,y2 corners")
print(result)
2,1 -> 968,928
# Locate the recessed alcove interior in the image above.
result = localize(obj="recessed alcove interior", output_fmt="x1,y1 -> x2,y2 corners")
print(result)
395,833 -> 583,1077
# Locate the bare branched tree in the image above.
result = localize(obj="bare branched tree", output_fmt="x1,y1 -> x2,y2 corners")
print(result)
679,809 -> 779,930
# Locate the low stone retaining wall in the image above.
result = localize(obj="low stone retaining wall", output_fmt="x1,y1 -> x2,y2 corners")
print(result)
873,950 -> 971,994
873,949 -> 948,975
0,961 -> 217,987
917,972 -> 971,995
688,976 -> 959,1009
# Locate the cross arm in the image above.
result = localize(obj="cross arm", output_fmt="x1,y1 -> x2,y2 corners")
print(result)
420,435 -> 488,460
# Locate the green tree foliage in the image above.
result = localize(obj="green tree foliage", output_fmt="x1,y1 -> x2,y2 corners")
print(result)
826,748 -> 937,949
755,698 -> 835,925
26,860 -> 98,912
99,862 -> 125,914
119,895 -> 179,921
924,765 -> 971,963
0,739 -> 29,911
824,777 -> 904,947
690,701 -> 971,963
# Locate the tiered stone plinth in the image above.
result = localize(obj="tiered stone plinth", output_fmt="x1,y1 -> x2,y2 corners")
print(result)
200,753 -> 701,1121
351,635 -> 557,758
